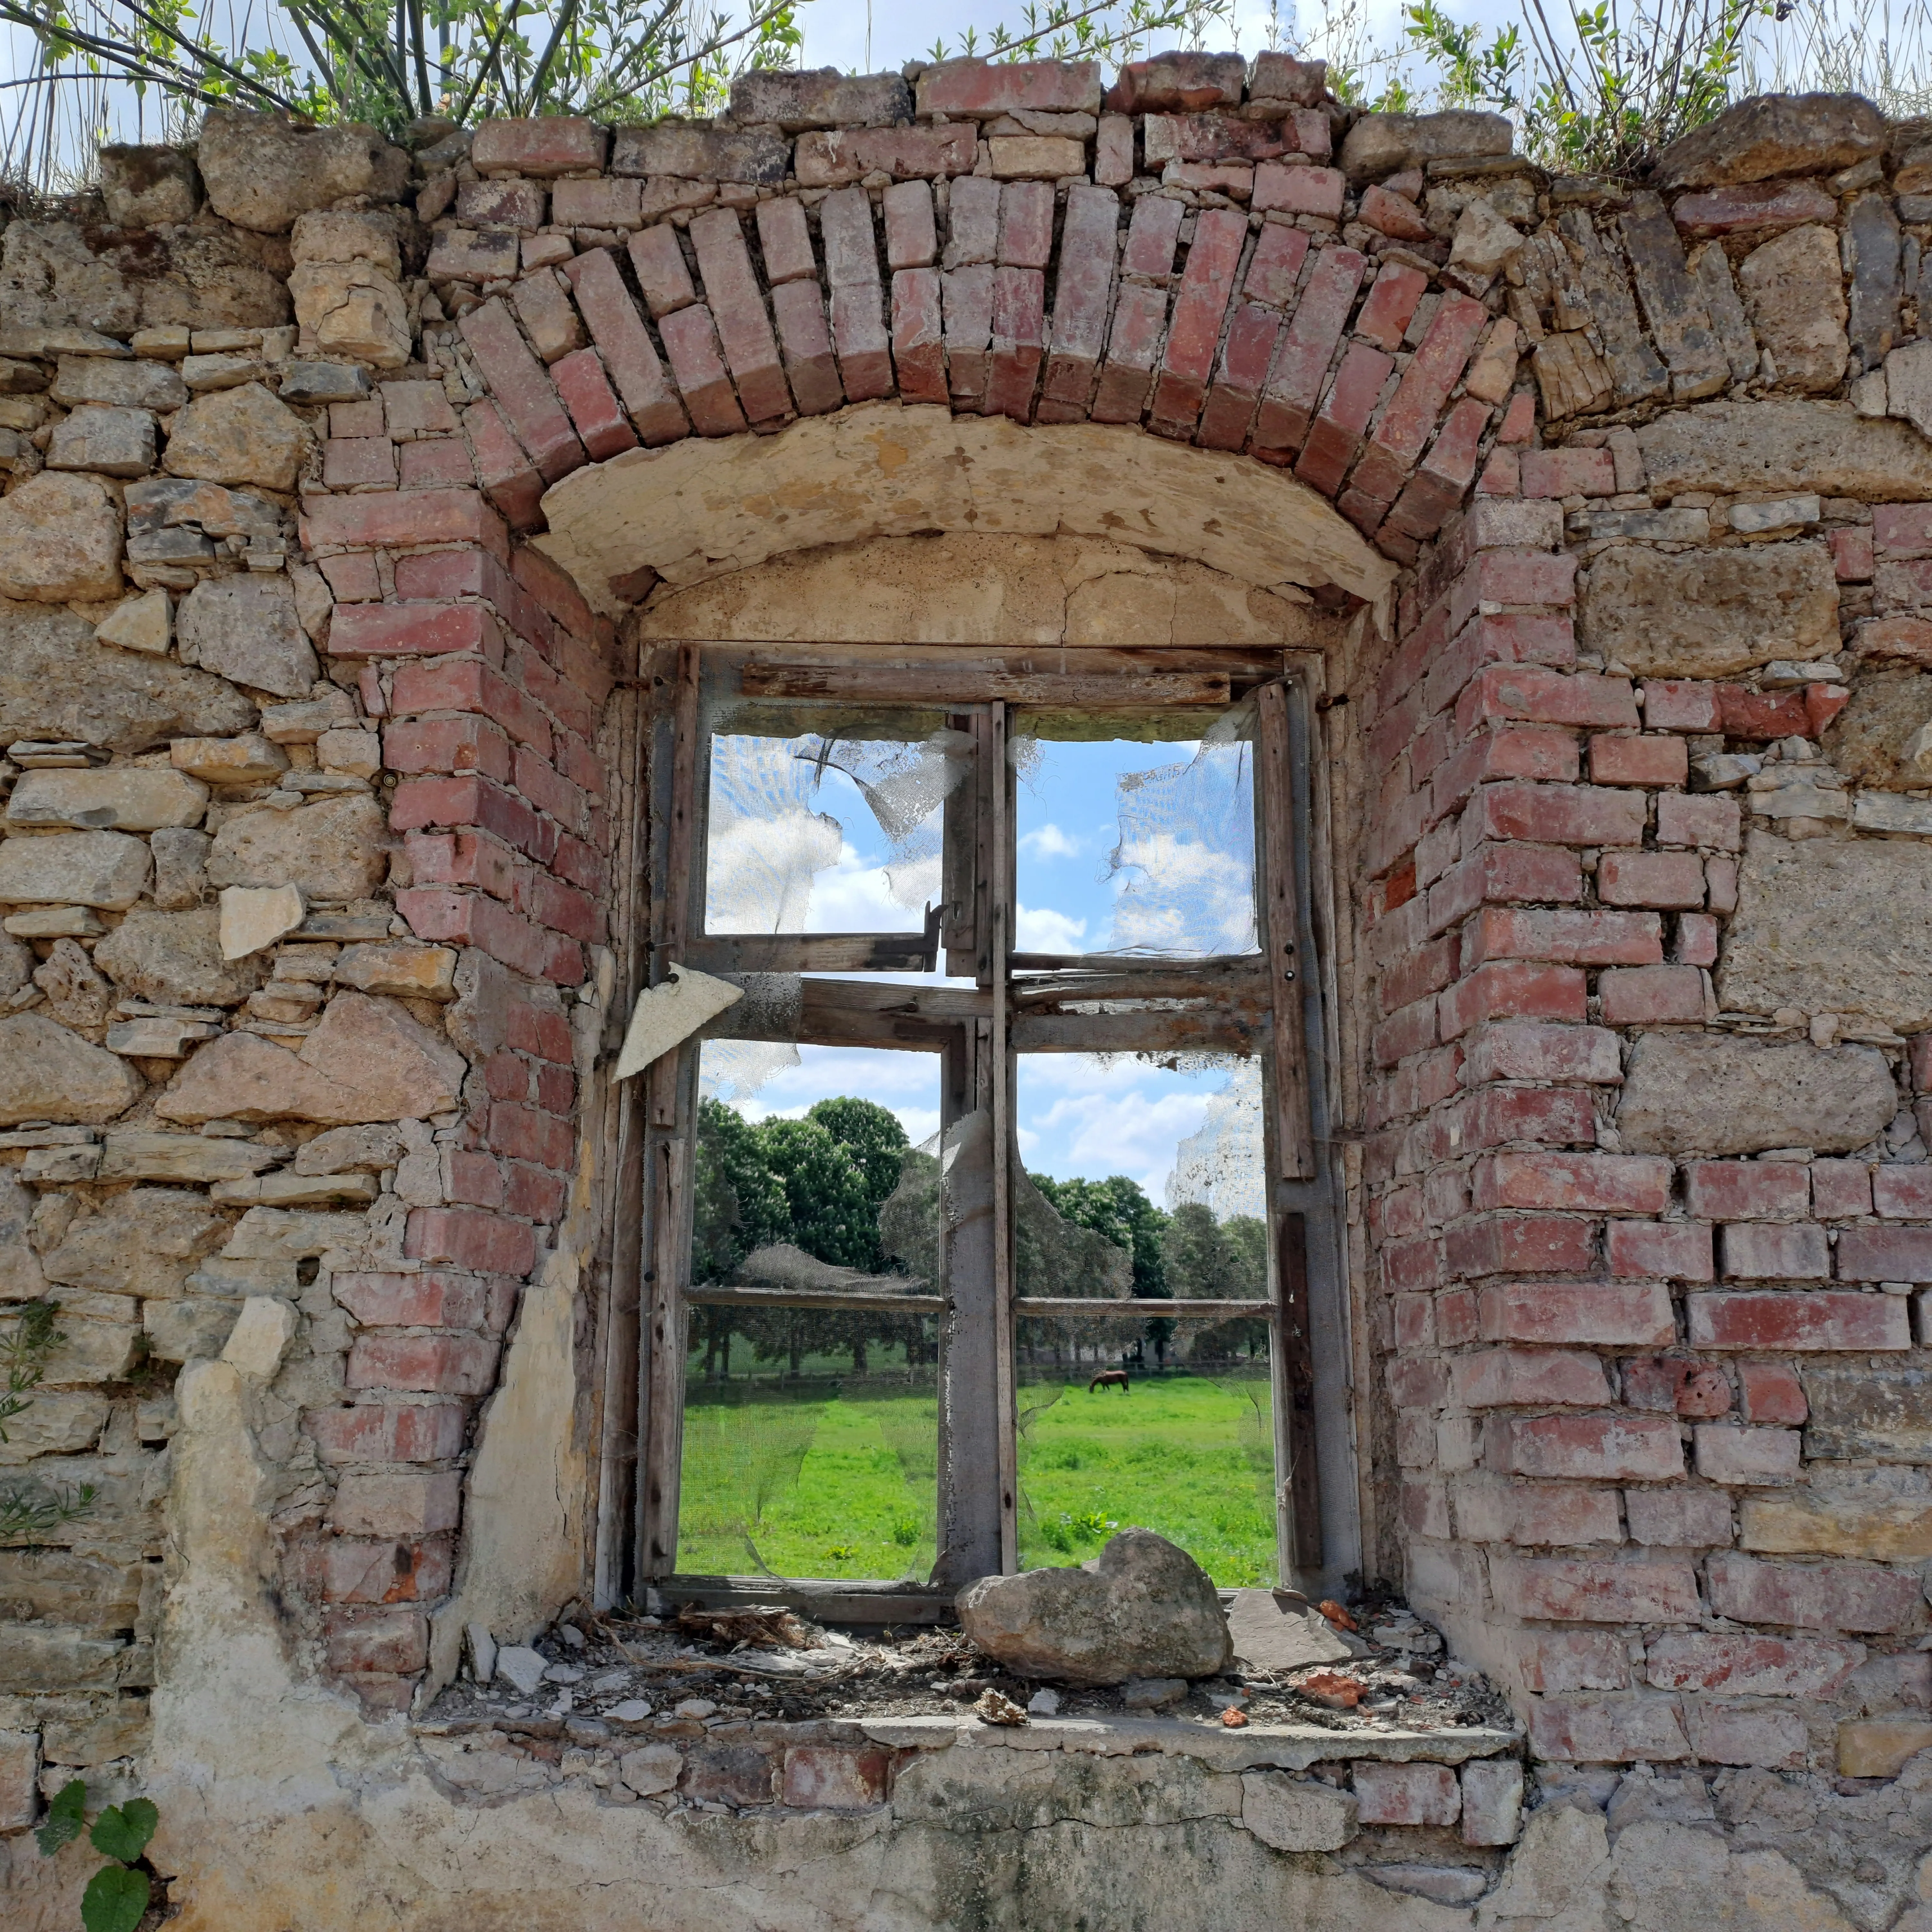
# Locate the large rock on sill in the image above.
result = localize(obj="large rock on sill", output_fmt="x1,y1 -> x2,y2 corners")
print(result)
1652,92 -> 1885,189
1616,1031 -> 1897,1158
955,1529 -> 1232,1686
196,109 -> 409,235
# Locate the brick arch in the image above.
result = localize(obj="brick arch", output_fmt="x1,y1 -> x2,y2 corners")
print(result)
443,167 -> 1510,596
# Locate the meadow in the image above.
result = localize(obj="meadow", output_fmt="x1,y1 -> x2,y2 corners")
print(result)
675,1368 -> 1278,1586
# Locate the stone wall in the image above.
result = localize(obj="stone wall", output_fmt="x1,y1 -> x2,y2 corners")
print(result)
2,56 -> 1932,1932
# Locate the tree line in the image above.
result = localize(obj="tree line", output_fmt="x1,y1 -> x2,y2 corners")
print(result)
691,1095 -> 1269,1380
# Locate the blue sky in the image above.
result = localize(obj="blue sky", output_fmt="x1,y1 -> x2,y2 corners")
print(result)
702,730 -> 1265,1207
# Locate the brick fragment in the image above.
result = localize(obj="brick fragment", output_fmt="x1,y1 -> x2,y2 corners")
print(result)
627,224 -> 696,317
1717,1224 -> 1831,1281
1738,1361 -> 1807,1423
1626,1486 -> 1733,1547
1608,1220 -> 1714,1282
561,249 -> 688,445
1478,1281 -> 1675,1347
1255,246 -> 1366,455
1694,1423 -> 1800,1484
330,1468 -> 463,1536
1038,184 -> 1118,420
1149,207 -> 1245,439
891,269 -> 946,404
820,187 -> 893,402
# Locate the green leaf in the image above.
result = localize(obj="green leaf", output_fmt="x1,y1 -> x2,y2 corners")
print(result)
34,1777 -> 87,1857
80,1862 -> 150,1932
90,1798 -> 158,1864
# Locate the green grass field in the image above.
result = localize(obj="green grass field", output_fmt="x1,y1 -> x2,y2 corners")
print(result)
675,1369 -> 1278,1586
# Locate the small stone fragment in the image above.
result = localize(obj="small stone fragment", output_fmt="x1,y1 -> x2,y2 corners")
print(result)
1120,1677 -> 1187,1709
95,592 -> 171,657
170,735 -> 289,783
972,1688 -> 1028,1726
219,885 -> 305,960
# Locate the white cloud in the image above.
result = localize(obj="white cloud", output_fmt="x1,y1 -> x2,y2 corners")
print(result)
1019,822 -> 1084,862
1015,902 -> 1088,953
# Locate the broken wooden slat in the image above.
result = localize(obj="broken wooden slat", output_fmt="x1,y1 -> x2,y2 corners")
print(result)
742,665 -> 1231,706
1011,1009 -> 1259,1053
1256,680 -> 1312,1179
681,932 -> 938,973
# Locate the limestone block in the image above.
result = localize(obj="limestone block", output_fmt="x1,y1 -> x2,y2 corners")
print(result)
1338,109 -> 1511,181
95,590 -> 171,657
0,1390 -> 106,1462
1885,338 -> 1932,440
171,735 -> 288,783
48,357 -> 187,412
1225,1587 -> 1354,1670
1717,832 -> 1932,1029
1738,226 -> 1850,393
39,1692 -> 151,1765
1240,1771 -> 1358,1851
34,937 -> 113,1028
1739,1491 -> 1932,1558
1616,1033 -> 1896,1157
0,1307 -> 138,1383
955,1528 -> 1231,1684
43,1187 -> 226,1298
1582,541 -> 1834,677
0,1013 -> 140,1124
0,830 -> 150,907
316,728 -> 381,779
217,885 -> 304,960
1823,667 -> 1932,789
0,1626 -> 126,1692
1801,1362 -> 1932,1459
6,767 -> 207,832
1653,91 -> 1885,188
196,109 -> 409,234
334,941 -> 456,999
0,1172 -> 44,1301
176,574 -> 316,699
289,261 -> 411,370
0,1549 -> 141,1629
292,1123 -> 403,1173
0,473 -> 122,603
96,1132 -> 279,1183
1450,199 -> 1523,279
98,144 -> 202,226
150,827 -> 210,909
95,907 -> 271,1006
0,221 -> 137,336
0,1729 -> 34,1833
1838,1718 -> 1932,1777
260,691 -> 355,744
162,382 -> 309,492
0,599 -> 253,753
221,1295 -> 297,1379
1635,399 -> 1932,501
158,990 -> 465,1124
46,405 -> 156,479
143,1296 -> 241,1362
207,793 -> 387,903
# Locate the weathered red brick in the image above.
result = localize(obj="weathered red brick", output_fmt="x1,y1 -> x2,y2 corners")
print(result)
1349,293 -> 1487,503
334,1270 -> 487,1329
324,1605 -> 429,1676
1646,1632 -> 1859,1695
1431,721 -> 1580,815
301,488 -> 507,560
1253,245 -> 1366,453
1838,1225 -> 1932,1281
1478,1281 -> 1675,1347
986,265 -> 1046,420
347,1334 -> 501,1396
1251,162 -> 1345,219
406,1207 -> 537,1276
1354,261 -> 1428,352
328,602 -> 497,659
1446,1213 -> 1597,1279
1738,1362 -> 1810,1424
1642,680 -> 1724,732
1685,1162 -> 1809,1221
1599,965 -> 1706,1025
302,1401 -> 469,1464
1453,1347 -> 1612,1408
1520,447 -> 1617,497
460,399 -> 544,530
1717,685 -> 1811,740
1688,1289 -> 1908,1348
330,1467 -> 463,1536
323,1533 -> 454,1605
1492,1557 -> 1700,1622
1466,783 -> 1648,851
1462,904 -> 1662,967
1707,1552 -> 1923,1632
1589,734 -> 1690,787
1597,852 -> 1707,910
1608,1220 -> 1714,1282
1717,1224 -> 1831,1281
1438,962 -> 1588,1038
658,304 -> 749,436
549,346 -> 638,461
1352,1762 -> 1458,1826
458,299 -> 585,482
781,1745 -> 890,1810
1459,665 -> 1638,735
1463,1021 -> 1622,1085
1488,1413 -> 1684,1480
1516,1631 -> 1631,1693
1293,339 -> 1392,494
471,116 -> 606,175
1626,1486 -> 1734,1547
1455,1474 -> 1621,1545
1528,1695 -> 1691,1762
1694,1423 -> 1800,1484
1624,1355 -> 1729,1416
917,56 -> 1099,115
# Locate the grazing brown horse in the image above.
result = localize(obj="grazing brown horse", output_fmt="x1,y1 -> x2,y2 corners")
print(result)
1088,1369 -> 1130,1394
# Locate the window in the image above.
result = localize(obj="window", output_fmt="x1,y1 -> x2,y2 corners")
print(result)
619,643 -> 1330,1608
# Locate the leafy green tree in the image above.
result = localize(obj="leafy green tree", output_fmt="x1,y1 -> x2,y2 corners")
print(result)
806,1096 -> 908,1217
1163,1204 -> 1270,1361
756,1116 -> 876,1270
1032,1174 -> 1169,1298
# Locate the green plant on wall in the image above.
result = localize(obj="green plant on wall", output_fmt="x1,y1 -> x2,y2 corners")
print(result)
36,1778 -> 161,1932
0,1301 -> 97,1545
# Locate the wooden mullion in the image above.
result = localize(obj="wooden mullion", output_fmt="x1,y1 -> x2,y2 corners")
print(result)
1277,1212 -> 1323,1575
990,699 -> 1018,1576
1257,680 -> 1313,1180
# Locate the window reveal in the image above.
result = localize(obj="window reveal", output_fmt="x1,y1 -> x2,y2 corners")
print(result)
625,642 -> 1323,1607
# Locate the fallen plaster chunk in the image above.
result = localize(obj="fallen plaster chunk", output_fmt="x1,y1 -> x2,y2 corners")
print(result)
220,883 -> 304,959
494,1646 -> 548,1698
1226,1587 -> 1358,1671
613,963 -> 744,1080
219,1295 -> 296,1378
466,1622 -> 497,1685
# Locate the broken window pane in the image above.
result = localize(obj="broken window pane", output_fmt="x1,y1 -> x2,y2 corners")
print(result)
704,713 -> 974,936
1013,710 -> 1257,959
679,1045 -> 941,1581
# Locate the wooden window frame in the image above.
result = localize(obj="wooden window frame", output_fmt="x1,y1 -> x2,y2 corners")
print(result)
615,641 -> 1335,1617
